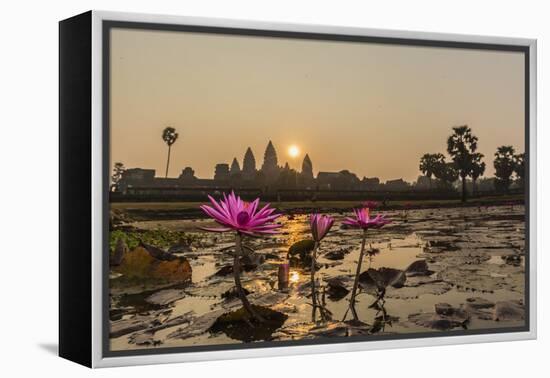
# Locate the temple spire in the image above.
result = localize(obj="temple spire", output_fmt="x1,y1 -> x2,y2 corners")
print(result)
261,140 -> 278,172
242,147 -> 256,179
230,157 -> 241,175
302,153 -> 313,179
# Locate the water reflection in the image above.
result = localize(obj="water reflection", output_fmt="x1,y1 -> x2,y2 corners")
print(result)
284,215 -> 309,248
111,205 -> 526,350
289,271 -> 300,284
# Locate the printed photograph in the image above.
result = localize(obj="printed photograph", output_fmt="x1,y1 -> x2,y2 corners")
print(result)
107,26 -> 527,352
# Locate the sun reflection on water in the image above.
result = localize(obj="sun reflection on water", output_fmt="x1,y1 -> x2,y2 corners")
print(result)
289,271 -> 300,284
284,215 -> 309,247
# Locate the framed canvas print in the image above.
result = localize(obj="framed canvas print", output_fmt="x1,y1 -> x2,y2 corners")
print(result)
59,10 -> 537,368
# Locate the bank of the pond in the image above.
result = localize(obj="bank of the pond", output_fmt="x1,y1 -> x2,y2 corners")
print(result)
111,194 -> 524,222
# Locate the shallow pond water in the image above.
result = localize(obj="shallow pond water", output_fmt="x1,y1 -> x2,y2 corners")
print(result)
110,204 -> 526,351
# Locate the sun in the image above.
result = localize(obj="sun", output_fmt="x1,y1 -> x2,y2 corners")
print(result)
288,145 -> 300,158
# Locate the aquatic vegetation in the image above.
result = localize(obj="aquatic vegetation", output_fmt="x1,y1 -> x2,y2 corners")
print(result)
309,214 -> 334,321
210,305 -> 288,342
111,243 -> 192,293
109,229 -> 194,252
200,191 -> 281,322
343,207 -> 391,320
288,239 -> 316,264
109,204 -> 525,349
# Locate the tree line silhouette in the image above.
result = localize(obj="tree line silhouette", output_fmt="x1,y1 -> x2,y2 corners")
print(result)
111,125 -> 524,202
420,125 -> 524,202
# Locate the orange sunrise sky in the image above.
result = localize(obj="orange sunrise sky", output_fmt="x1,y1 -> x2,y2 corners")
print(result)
109,28 -> 525,182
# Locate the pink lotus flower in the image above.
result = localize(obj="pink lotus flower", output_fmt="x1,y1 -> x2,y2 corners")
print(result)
200,191 -> 281,236
362,200 -> 379,209
310,214 -> 334,242
343,207 -> 391,230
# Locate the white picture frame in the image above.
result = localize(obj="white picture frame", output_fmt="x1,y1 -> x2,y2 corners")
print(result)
59,10 -> 537,368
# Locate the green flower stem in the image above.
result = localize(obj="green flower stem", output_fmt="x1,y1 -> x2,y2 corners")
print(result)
234,233 -> 264,323
349,229 -> 368,321
311,241 -> 320,322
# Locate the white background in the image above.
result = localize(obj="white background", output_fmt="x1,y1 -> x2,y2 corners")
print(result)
0,0 -> 546,376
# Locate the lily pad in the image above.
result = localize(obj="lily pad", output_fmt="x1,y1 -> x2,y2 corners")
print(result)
221,286 -> 251,300
168,310 -> 226,340
324,249 -> 347,261
405,260 -> 434,277
465,297 -> 495,309
493,300 -> 524,321
145,288 -> 187,306
359,268 -> 406,290
210,305 -> 288,342
326,276 -> 352,300
288,239 -> 316,265
409,303 -> 470,331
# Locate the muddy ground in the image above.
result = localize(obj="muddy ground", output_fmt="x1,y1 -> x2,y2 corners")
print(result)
109,204 -> 526,351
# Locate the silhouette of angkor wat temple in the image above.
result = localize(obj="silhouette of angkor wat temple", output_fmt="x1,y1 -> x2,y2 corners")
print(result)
116,140 -> 391,194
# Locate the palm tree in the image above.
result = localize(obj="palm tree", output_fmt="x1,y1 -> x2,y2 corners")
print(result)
470,153 -> 486,196
110,162 -> 126,192
435,162 -> 459,190
494,146 -> 515,192
513,152 -> 525,188
162,127 -> 178,178
447,125 -> 478,202
419,153 -> 445,188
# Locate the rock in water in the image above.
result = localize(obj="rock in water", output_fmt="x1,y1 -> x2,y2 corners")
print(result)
112,246 -> 192,291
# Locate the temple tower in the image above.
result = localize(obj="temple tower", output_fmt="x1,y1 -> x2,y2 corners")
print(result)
230,157 -> 241,175
214,163 -> 230,181
302,153 -> 314,179
242,147 -> 256,179
262,141 -> 279,174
